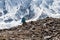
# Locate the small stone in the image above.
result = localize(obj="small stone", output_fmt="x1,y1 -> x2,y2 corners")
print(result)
44,36 -> 51,39
32,28 -> 36,30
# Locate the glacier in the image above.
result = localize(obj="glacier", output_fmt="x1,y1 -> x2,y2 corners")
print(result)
0,0 -> 60,29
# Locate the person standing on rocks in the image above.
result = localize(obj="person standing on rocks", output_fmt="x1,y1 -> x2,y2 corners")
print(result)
21,17 -> 26,26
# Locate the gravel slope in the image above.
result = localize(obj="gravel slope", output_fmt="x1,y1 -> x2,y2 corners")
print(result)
0,17 -> 60,40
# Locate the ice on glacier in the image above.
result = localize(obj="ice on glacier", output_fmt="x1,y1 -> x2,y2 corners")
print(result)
0,12 -> 2,16
45,0 -> 54,5
39,12 -> 48,19
3,10 -> 8,15
4,18 -> 13,23
0,0 -> 60,29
